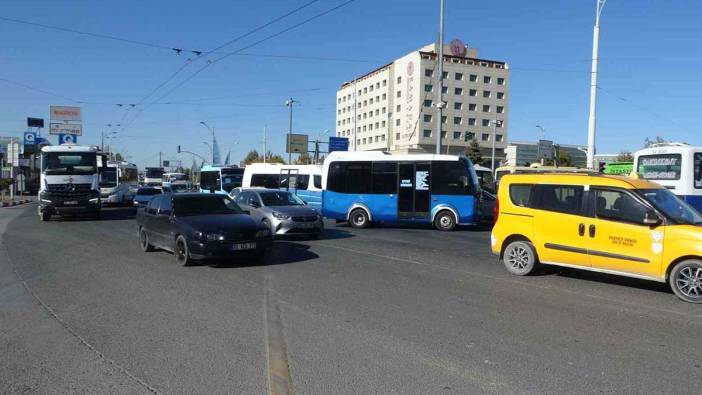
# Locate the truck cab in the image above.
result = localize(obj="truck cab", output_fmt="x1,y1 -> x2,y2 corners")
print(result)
38,144 -> 101,221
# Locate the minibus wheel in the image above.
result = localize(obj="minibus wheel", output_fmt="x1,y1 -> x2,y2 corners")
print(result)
349,208 -> 370,229
669,260 -> 702,303
434,210 -> 456,231
503,240 -> 538,276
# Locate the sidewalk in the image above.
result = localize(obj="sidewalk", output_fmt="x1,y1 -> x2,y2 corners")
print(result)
1,197 -> 34,208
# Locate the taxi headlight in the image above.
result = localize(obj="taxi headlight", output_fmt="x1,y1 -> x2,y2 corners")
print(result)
256,228 -> 271,238
205,233 -> 225,241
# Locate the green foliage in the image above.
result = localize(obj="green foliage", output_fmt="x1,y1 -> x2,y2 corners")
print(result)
464,138 -> 483,165
0,178 -> 14,191
243,149 -> 286,165
644,136 -> 666,148
616,151 -> 634,162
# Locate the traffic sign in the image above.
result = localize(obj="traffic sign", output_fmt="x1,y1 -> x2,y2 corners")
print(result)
58,134 -> 78,144
329,136 -> 349,152
50,106 -> 81,121
286,133 -> 308,154
50,123 -> 82,136
24,132 -> 36,145
27,117 -> 44,128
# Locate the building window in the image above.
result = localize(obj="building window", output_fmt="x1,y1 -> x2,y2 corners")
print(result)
363,125 -> 367,131
370,85 -> 374,92
497,77 -> 505,85
363,87 -> 367,94
483,76 -> 492,84
424,84 -> 433,92
395,133 -> 400,140
454,87 -> 463,95
482,105 -> 491,112
381,120 -> 386,127
381,135 -> 386,141
382,107 -> 386,114
396,119 -> 401,126
382,93 -> 386,100
357,139 -> 360,145
338,98 -> 341,104
453,117 -> 462,125
496,134 -> 503,142
424,114 -> 432,122
382,80 -> 387,86
469,74 -> 478,82
497,92 -> 505,99
397,76 -> 402,84
362,138 -> 367,144
369,124 -> 373,131
441,131 -> 447,138
363,113 -> 367,119
468,103 -> 477,111
376,82 -> 380,89
396,105 -> 401,112
466,132 -> 475,140
423,129 -> 432,138
482,133 -> 489,141
363,100 -> 367,106
442,71 -> 448,79
358,90 -> 362,96
424,99 -> 433,107
425,69 -> 433,77
468,118 -> 476,126
482,119 -> 490,127
375,109 -> 379,116
469,89 -> 477,97
396,90 -> 401,98
453,131 -> 461,140
496,106 -> 504,114
483,90 -> 491,98
454,102 -> 463,110
455,72 -> 463,80
375,136 -> 379,142
442,86 -> 448,94
441,116 -> 447,124
369,98 -> 374,104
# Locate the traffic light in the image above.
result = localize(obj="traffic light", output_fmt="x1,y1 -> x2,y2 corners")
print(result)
177,145 -> 181,154
599,161 -> 606,173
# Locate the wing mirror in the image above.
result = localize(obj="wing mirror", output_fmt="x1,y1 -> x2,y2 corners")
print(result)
643,210 -> 662,226
242,209 -> 250,215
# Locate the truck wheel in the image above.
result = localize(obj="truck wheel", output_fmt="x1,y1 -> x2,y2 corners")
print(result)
349,208 -> 370,229
503,240 -> 538,276
175,235 -> 194,266
139,228 -> 154,252
669,260 -> 702,303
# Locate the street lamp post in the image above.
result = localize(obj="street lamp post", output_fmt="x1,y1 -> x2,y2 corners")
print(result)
587,0 -> 607,169
536,124 -> 546,139
199,121 -> 216,164
285,98 -> 298,164
435,0 -> 445,155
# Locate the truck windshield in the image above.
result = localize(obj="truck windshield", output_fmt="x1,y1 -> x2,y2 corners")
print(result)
146,169 -> 164,178
100,168 -> 118,187
637,188 -> 702,225
43,152 -> 96,175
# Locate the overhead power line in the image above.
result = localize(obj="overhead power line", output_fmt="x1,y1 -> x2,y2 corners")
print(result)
0,76 -> 80,103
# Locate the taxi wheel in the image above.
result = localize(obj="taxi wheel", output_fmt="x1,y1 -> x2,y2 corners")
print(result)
503,240 -> 538,276
669,260 -> 702,304
434,210 -> 456,231
175,235 -> 193,266
139,228 -> 154,252
349,209 -> 370,229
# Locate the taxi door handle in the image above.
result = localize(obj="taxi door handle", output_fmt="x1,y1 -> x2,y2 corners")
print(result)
578,223 -> 585,236
589,224 -> 596,238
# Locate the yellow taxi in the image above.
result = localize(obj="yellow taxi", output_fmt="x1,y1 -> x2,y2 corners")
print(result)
491,172 -> 702,303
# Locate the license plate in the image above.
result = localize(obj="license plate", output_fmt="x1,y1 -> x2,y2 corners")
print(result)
297,222 -> 315,229
232,242 -> 256,251
64,201 -> 78,205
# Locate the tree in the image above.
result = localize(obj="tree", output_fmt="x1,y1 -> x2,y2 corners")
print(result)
266,151 -> 286,164
644,136 -> 666,148
616,151 -> 634,162
557,150 -> 573,166
114,152 -> 124,162
293,152 -> 311,165
243,150 -> 261,165
464,138 -> 483,165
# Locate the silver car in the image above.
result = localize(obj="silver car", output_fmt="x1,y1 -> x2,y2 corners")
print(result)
232,189 -> 323,238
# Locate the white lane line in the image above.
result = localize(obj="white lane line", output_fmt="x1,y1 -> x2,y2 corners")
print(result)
264,275 -> 292,395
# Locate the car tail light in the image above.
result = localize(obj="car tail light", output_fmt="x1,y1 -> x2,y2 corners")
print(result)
493,197 -> 499,224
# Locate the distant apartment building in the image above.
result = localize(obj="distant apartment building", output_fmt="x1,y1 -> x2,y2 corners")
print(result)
505,140 -> 587,168
335,42 -> 509,163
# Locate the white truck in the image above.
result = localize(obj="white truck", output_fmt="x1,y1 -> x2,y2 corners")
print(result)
38,144 -> 101,221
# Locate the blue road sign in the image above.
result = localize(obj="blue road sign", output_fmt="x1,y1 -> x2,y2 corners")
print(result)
329,136 -> 349,152
24,132 -> 36,145
59,134 -> 77,144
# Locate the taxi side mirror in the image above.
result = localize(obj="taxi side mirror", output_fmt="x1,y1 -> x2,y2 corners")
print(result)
643,210 -> 662,226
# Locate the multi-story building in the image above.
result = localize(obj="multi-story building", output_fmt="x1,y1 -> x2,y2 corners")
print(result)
335,42 -> 509,163
505,140 -> 588,168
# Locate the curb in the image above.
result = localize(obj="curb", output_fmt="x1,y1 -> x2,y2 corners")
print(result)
1,199 -> 33,208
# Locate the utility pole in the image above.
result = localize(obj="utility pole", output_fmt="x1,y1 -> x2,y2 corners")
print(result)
159,151 -> 162,168
263,126 -> 267,163
285,98 -> 298,163
435,0 -> 445,155
352,79 -> 357,152
587,0 -> 607,169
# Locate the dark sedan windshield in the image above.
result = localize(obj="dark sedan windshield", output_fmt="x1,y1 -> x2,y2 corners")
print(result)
260,191 -> 305,206
173,196 -> 244,216
637,188 -> 702,225
136,188 -> 162,196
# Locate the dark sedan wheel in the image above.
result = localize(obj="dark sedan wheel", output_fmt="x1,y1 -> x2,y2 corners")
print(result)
139,228 -> 154,252
175,235 -> 194,266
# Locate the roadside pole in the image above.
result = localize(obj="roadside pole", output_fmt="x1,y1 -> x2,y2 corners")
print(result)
435,0 -> 445,155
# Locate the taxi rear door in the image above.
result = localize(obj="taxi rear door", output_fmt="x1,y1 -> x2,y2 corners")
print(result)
587,187 -> 662,279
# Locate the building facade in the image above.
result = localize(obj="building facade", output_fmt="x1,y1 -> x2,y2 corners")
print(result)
335,42 -> 509,163
505,140 -> 588,168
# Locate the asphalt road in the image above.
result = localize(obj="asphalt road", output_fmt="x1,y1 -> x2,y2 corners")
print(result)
1,204 -> 701,394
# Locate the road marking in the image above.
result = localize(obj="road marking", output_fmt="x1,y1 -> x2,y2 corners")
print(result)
264,275 -> 292,395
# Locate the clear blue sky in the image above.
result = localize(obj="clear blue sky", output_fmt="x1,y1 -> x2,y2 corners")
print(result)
1,0 -> 701,166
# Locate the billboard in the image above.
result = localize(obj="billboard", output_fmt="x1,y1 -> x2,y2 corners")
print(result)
27,117 -> 44,128
58,134 -> 78,144
50,106 -> 81,121
329,136 -> 349,152
50,123 -> 82,136
286,134 -> 308,154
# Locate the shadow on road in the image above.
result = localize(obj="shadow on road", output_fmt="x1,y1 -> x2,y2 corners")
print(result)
534,265 -> 672,295
48,207 -> 136,222
211,241 -> 320,269
333,221 -> 491,233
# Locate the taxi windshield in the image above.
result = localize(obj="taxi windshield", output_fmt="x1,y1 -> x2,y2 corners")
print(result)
637,188 -> 702,225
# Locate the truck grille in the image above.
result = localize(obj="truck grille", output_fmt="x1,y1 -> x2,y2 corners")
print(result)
47,183 -> 93,199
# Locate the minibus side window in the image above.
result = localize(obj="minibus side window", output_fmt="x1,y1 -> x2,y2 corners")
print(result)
533,184 -> 584,215
694,153 -> 702,189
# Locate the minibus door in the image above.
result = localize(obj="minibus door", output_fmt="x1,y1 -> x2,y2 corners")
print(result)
280,169 -> 299,195
398,163 -> 431,219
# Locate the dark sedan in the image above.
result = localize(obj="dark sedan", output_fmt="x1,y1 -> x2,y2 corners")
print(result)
136,193 -> 273,265
133,187 -> 162,209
